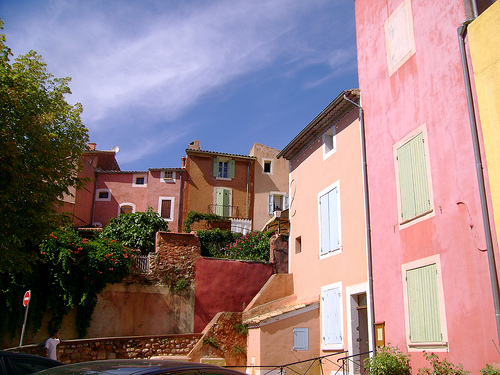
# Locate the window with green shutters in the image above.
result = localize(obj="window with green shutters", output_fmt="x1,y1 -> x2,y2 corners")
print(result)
213,158 -> 235,179
396,132 -> 432,223
406,264 -> 442,343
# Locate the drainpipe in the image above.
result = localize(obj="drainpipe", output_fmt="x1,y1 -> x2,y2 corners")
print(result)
246,161 -> 250,221
458,20 -> 500,346
343,94 -> 376,353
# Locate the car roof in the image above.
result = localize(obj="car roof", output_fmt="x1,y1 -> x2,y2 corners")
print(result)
33,359 -> 247,375
0,351 -> 61,364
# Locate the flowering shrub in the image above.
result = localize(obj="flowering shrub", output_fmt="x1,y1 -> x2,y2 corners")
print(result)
224,231 -> 272,261
364,345 -> 411,375
418,352 -> 470,375
39,226 -> 138,337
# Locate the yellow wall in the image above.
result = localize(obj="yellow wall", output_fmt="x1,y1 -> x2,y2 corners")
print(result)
469,1 -> 500,250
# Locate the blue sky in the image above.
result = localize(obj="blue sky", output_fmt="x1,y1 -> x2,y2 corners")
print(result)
1,0 -> 358,171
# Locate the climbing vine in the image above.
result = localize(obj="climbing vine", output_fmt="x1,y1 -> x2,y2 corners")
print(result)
183,211 -> 224,233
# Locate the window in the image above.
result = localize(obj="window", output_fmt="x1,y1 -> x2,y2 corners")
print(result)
295,236 -> 302,254
119,203 -> 135,215
395,129 -> 433,225
161,170 -> 176,182
323,126 -> 336,159
402,257 -> 447,349
215,188 -> 231,217
263,159 -> 273,174
384,0 -> 416,75
293,328 -> 309,351
213,158 -> 235,179
132,174 -> 147,187
96,189 -> 111,201
268,192 -> 289,214
318,183 -> 341,256
321,283 -> 343,350
158,197 -> 174,221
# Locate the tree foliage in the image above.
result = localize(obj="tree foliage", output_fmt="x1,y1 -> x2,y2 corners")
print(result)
0,20 -> 89,272
98,208 -> 169,253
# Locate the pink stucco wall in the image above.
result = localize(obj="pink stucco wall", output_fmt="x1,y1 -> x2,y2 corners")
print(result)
288,110 -> 369,356
194,257 -> 272,332
355,0 -> 498,371
93,170 -> 183,232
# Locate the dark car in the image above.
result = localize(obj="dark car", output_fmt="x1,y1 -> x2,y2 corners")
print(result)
33,359 -> 247,375
0,351 -> 62,375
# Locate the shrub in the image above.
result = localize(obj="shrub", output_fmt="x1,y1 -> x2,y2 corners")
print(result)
99,208 -> 169,254
39,226 -> 138,336
418,352 -> 470,375
364,345 -> 411,375
197,228 -> 241,257
224,231 -> 272,261
183,211 -> 223,233
482,365 -> 500,375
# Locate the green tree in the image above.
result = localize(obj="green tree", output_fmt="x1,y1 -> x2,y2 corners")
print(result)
0,20 -> 89,273
99,208 -> 169,253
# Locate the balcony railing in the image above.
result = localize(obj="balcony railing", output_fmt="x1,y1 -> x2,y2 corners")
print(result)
207,204 -> 244,219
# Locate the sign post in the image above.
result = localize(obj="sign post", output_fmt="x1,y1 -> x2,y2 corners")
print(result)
19,290 -> 31,347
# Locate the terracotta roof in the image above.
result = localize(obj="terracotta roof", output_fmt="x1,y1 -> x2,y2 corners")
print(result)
243,301 -> 319,325
277,89 -> 360,160
148,167 -> 185,172
186,149 -> 257,160
96,169 -> 148,174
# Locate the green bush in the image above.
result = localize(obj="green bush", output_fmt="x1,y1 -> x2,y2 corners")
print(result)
224,231 -> 272,261
99,208 -> 169,253
183,211 -> 223,233
197,228 -> 241,257
418,352 -> 470,375
39,226 -> 138,337
481,365 -> 500,375
364,346 -> 411,375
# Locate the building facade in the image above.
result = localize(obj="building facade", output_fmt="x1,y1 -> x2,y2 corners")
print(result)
355,0 -> 499,371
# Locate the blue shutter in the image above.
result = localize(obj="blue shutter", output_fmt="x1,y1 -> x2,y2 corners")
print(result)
293,328 -> 309,351
323,287 -> 342,345
320,187 -> 340,254
320,193 -> 330,254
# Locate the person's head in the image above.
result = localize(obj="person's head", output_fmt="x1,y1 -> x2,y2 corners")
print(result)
51,329 -> 59,338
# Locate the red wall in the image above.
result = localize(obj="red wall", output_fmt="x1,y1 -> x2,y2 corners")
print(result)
194,257 -> 272,332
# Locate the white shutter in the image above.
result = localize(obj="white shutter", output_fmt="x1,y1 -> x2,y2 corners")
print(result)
323,287 -> 342,345
284,194 -> 289,210
328,187 -> 340,250
320,193 -> 330,254
268,194 -> 274,214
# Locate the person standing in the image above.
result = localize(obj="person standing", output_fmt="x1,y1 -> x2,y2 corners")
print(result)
45,329 -> 60,361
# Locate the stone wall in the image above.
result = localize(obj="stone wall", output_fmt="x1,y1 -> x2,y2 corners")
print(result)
15,334 -> 202,364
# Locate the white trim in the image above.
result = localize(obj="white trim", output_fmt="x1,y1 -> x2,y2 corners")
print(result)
321,282 -> 344,351
248,302 -> 319,328
95,188 -> 111,201
118,202 -> 136,216
161,170 -> 176,183
158,196 -> 175,221
322,125 -> 337,160
346,283 -> 372,375
262,158 -> 273,175
401,255 -> 448,352
132,173 -> 147,187
318,181 -> 342,259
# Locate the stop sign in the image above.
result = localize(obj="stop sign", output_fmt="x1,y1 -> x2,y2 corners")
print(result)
23,290 -> 31,307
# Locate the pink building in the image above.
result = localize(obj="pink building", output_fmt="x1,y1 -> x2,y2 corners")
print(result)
355,0 -> 499,371
93,167 -> 185,232
244,90 -> 373,374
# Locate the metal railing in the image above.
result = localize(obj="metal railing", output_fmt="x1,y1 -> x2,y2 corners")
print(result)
207,204 -> 243,219
132,255 -> 149,273
228,351 -> 372,375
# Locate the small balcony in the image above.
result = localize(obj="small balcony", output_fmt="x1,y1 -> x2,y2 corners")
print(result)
207,204 -> 244,219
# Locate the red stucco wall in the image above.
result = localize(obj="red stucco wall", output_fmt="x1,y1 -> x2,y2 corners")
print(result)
194,257 -> 272,332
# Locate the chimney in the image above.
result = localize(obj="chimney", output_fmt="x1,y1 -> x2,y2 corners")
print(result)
88,142 -> 97,151
181,156 -> 186,168
188,140 -> 200,150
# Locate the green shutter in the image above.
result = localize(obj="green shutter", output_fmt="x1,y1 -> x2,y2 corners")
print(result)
229,159 -> 235,179
397,133 -> 431,222
213,158 -> 219,177
406,264 -> 442,343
